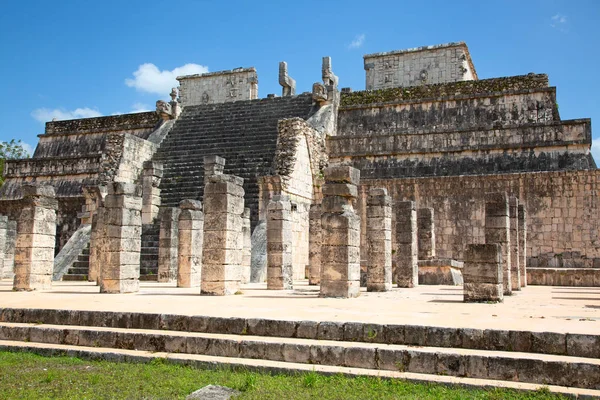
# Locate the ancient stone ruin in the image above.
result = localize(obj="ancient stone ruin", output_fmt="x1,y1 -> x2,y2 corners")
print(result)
0,41 -> 597,295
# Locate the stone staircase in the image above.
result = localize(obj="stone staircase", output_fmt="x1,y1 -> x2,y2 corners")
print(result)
140,223 -> 160,280
61,244 -> 90,281
0,308 -> 599,395
152,94 -> 314,227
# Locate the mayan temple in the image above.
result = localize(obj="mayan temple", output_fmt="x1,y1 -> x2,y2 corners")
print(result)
0,41 -> 597,289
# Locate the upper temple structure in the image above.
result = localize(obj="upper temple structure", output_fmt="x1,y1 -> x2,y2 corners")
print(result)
1,41 -> 597,292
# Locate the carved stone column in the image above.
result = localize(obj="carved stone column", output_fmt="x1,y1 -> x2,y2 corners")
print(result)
509,197 -> 521,291
484,192 -> 511,296
396,201 -> 418,288
177,199 -> 203,288
518,205 -> 528,287
464,243 -> 503,303
366,188 -> 392,292
417,207 -> 436,260
142,161 -> 163,224
202,156 -> 245,295
319,166 -> 360,298
241,208 -> 252,284
158,207 -> 180,283
0,215 -> 7,279
267,195 -> 293,290
307,204 -> 322,285
13,184 -> 58,291
99,182 -> 142,294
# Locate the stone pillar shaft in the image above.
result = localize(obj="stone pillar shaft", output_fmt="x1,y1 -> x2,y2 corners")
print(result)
88,211 -> 102,283
366,188 -> 392,292
396,201 -> 418,288
158,207 -> 180,283
417,208 -> 436,260
202,168 -> 245,296
241,208 -> 251,284
177,200 -> 204,288
484,192 -> 511,295
463,243 -> 503,303
0,216 -> 7,279
267,195 -> 293,290
308,204 -> 322,285
99,183 -> 142,294
13,185 -> 57,291
3,220 -> 17,280
518,205 -> 528,287
142,161 -> 163,225
509,197 -> 521,291
320,166 -> 361,298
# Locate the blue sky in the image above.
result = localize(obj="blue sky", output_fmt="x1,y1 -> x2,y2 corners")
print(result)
0,0 -> 598,159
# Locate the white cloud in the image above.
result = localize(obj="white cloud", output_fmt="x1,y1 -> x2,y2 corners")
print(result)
551,14 -> 568,32
125,63 -> 209,95
31,107 -> 102,123
21,142 -> 34,156
130,102 -> 152,113
348,34 -> 365,49
591,140 -> 600,164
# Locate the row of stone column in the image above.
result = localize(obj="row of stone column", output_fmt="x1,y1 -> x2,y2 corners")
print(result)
464,192 -> 527,302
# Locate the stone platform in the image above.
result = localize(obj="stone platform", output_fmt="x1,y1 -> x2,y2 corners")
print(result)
417,259 -> 463,285
528,267 -> 600,287
1,279 -> 598,334
1,278 -> 600,394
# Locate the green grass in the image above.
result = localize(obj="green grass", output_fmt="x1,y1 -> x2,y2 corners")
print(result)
0,351 -> 568,400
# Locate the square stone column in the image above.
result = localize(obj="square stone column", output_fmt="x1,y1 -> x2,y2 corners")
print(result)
267,195 -> 293,290
417,208 -> 436,260
84,185 -> 106,283
241,208 -> 251,284
142,161 -> 163,224
0,215 -> 7,279
13,184 -> 58,291
509,197 -> 521,291
3,219 -> 17,280
518,204 -> 528,288
366,188 -> 392,292
158,207 -> 181,283
177,199 -> 204,288
202,162 -> 245,296
88,210 -> 104,284
320,166 -> 361,298
396,201 -> 418,288
99,182 -> 143,294
484,192 -> 511,295
464,243 -> 503,303
308,204 -> 322,285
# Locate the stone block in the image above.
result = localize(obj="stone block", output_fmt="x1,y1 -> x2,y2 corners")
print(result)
324,166 -> 360,185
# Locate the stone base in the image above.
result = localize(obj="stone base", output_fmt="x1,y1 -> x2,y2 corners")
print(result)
201,281 -> 241,296
464,283 -> 503,303
527,268 -> 600,287
320,280 -> 360,298
418,259 -> 464,285
13,274 -> 52,291
99,279 -> 140,294
367,282 -> 392,292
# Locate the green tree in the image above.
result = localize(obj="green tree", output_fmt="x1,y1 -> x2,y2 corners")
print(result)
0,139 -> 31,185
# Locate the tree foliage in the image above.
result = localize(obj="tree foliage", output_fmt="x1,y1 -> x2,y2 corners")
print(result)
0,139 -> 31,185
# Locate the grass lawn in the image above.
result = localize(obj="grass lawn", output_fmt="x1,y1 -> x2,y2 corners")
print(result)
0,351 -> 568,400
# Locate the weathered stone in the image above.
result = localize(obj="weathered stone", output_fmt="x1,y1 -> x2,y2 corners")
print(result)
366,188 -> 392,292
395,201 -> 418,288
267,195 -> 293,290
186,385 -> 241,400
13,185 -> 57,291
177,204 -> 204,288
518,205 -> 527,288
417,208 -> 436,260
509,197 -> 521,291
484,192 -> 511,295
463,243 -> 503,303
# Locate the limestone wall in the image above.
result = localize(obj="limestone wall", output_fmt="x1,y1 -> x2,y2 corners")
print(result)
364,42 -> 477,90
339,87 -> 557,135
177,68 -> 258,106
356,169 -> 600,268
